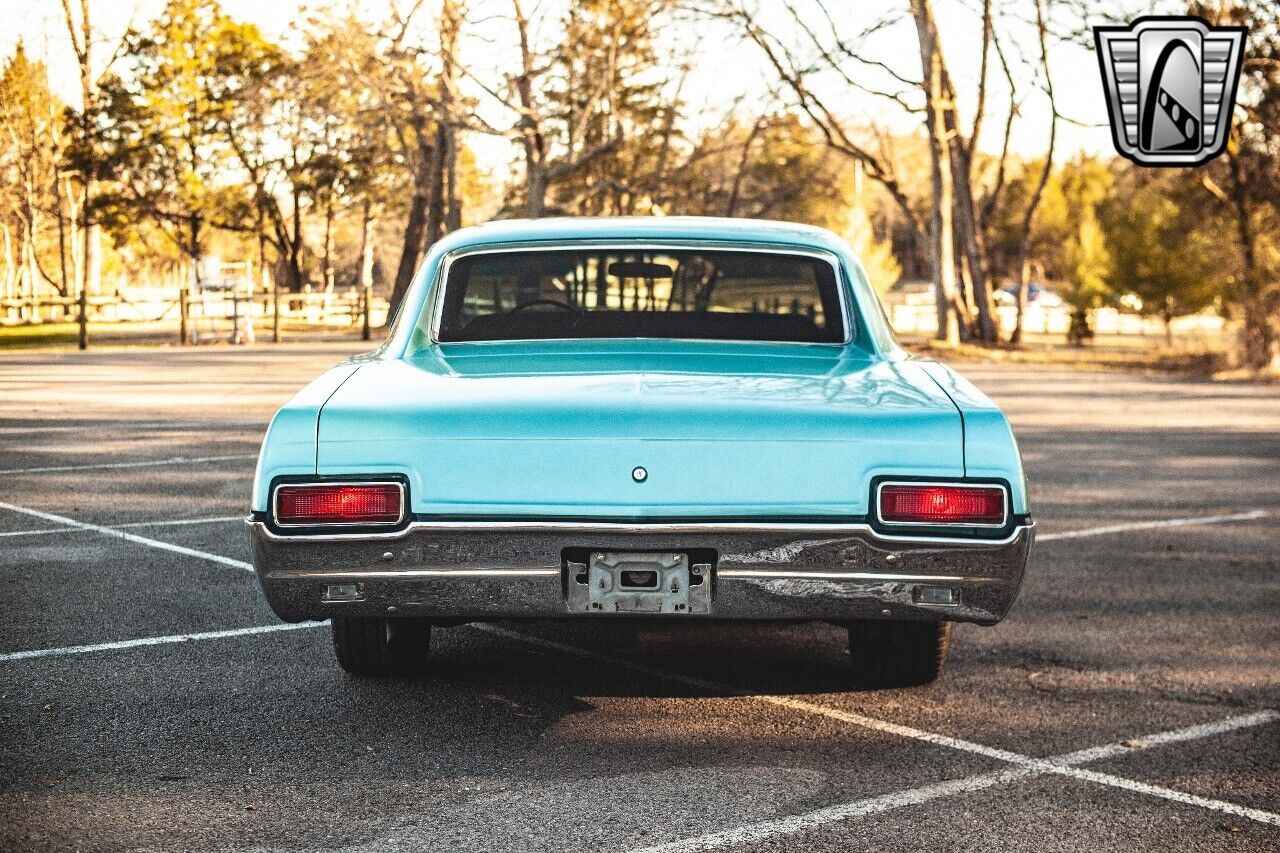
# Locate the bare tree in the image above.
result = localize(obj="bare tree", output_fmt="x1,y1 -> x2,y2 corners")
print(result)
909,0 -> 998,342
378,0 -> 460,312
510,0 -> 549,216
59,0 -> 102,347
910,0 -> 963,344
1011,0 -> 1057,345
978,28 -> 1019,236
724,115 -> 765,217
730,4 -> 925,240
440,0 -> 465,233
489,0 -> 684,217
1208,0 -> 1280,370
724,0 -> 1024,343
0,44 -> 66,300
728,0 -> 1007,343
380,2 -> 439,309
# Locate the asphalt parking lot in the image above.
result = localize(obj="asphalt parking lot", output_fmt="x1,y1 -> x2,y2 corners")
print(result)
1,345 -> 1277,852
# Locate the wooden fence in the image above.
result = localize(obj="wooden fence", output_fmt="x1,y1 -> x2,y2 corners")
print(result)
884,299 -> 1229,346
1,286 -> 390,346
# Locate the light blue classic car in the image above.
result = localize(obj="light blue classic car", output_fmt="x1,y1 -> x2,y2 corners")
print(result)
248,217 -> 1033,686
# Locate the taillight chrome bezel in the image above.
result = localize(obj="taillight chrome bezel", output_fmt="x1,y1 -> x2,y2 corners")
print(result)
271,480 -> 407,529
874,480 -> 1010,529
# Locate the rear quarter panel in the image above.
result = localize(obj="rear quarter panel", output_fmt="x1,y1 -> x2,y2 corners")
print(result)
918,361 -> 1030,515
251,363 -> 363,512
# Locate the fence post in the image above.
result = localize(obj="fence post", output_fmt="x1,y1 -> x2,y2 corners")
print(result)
76,285 -> 88,350
179,288 -> 188,345
230,293 -> 242,344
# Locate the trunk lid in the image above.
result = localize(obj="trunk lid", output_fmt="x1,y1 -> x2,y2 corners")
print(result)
316,340 -> 963,518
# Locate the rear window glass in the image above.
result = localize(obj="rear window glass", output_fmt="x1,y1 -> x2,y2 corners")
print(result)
433,249 -> 846,343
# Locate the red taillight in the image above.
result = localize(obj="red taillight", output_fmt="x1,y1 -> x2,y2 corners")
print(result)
878,484 -> 1006,526
275,483 -> 403,526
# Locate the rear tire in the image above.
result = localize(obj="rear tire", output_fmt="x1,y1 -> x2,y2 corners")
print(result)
847,620 -> 952,688
331,616 -> 431,677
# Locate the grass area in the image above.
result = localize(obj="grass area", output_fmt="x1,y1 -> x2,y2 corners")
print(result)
0,320 -> 379,351
900,336 -> 1270,380
5,320 -> 1269,381
0,322 -> 152,350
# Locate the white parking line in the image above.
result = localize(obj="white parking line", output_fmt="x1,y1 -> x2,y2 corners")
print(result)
0,579 -> 1274,833
1062,763 -> 1280,827
0,515 -> 243,539
631,711 -> 1280,853
477,625 -> 1280,833
0,454 -> 257,475
633,769 -> 1035,853
1050,709 -> 1280,765
2,499 -> 1277,833
0,420 -> 264,436
2,509 -> 1267,543
0,621 -> 322,663
1037,509 -> 1274,542
0,501 -> 253,572
122,514 -> 245,529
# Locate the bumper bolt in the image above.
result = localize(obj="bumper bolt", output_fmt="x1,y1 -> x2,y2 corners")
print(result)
381,551 -> 394,562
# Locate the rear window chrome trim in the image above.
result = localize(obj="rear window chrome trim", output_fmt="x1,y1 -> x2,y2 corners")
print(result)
423,241 -> 854,347
271,480 -> 407,529
874,480 -> 1010,529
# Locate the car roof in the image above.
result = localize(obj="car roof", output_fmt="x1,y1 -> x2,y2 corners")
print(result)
430,216 -> 850,256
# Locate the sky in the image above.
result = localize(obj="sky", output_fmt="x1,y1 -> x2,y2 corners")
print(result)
0,0 -> 1156,168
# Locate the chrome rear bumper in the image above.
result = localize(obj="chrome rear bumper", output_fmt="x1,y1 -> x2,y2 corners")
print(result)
247,519 -> 1033,625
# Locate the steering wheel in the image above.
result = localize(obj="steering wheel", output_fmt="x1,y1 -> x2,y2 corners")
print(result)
511,299 -> 577,313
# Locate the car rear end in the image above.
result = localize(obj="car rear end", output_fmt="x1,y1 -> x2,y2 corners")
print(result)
247,219 -> 1033,684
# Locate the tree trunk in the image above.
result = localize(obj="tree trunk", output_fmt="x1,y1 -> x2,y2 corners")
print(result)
912,0 -> 998,343
911,0 -> 961,345
23,223 -> 38,299
359,199 -> 376,339
60,0 -> 101,346
1,225 -> 14,300
1013,258 -> 1032,344
1012,0 -> 1057,346
439,0 -> 463,232
444,122 -> 461,232
1068,308 -> 1092,346
726,117 -> 764,217
78,223 -> 93,349
954,252 -> 974,330
55,171 -> 69,297
287,192 -> 304,291
68,188 -> 82,299
256,222 -> 276,343
359,200 -> 375,291
390,192 -> 427,316
189,211 -> 203,288
512,0 -> 548,217
1226,147 -> 1275,369
390,131 -> 435,316
323,196 -> 335,291
949,155 -> 997,342
425,124 -> 446,248
526,165 -> 547,217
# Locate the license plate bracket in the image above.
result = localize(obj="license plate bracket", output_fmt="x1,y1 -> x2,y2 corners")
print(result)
566,552 -> 711,614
